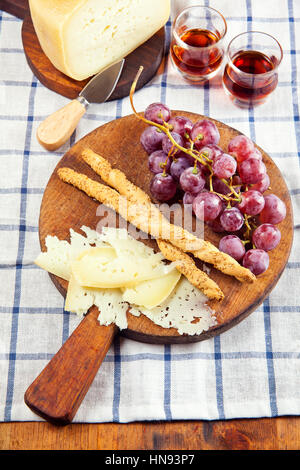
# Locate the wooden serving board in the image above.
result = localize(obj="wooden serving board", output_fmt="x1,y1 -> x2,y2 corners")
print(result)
24,111 -> 293,424
2,0 -> 165,100
40,112 -> 293,344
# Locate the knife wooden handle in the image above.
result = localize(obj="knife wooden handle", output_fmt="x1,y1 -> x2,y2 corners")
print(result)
24,307 -> 118,425
37,99 -> 87,151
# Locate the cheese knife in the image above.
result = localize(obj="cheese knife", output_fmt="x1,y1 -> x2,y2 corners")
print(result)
37,59 -> 125,151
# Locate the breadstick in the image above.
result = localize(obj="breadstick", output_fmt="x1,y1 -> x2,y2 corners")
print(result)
157,240 -> 224,301
80,150 -> 255,283
58,167 -> 223,300
82,149 -> 224,299
82,148 -> 151,205
58,167 -> 204,251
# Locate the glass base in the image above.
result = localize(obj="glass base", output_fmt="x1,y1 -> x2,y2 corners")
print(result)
171,57 -> 222,84
222,83 -> 269,108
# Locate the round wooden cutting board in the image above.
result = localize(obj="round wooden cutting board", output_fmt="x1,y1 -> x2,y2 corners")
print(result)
21,14 -> 165,101
39,111 -> 293,344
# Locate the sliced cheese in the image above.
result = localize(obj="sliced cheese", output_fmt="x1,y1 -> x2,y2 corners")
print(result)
34,228 -> 107,280
69,228 -> 106,262
133,278 -> 217,336
75,246 -> 117,263
29,0 -> 171,80
122,270 -> 181,309
65,274 -> 95,316
65,274 -> 129,329
71,245 -> 175,288
34,235 -> 71,281
35,226 -> 217,335
100,227 -> 164,264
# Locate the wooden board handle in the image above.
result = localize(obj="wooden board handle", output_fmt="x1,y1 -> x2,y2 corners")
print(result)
37,99 -> 86,151
1,0 -> 29,19
24,307 -> 118,425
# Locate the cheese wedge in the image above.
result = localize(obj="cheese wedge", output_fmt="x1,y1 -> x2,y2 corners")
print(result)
29,0 -> 171,80
122,270 -> 181,310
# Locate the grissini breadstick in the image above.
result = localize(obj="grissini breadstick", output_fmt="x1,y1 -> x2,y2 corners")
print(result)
57,167 -> 204,251
82,149 -> 151,205
82,149 -> 224,298
157,239 -> 224,301
80,149 -> 255,283
57,169 -> 223,299
57,167 -> 223,300
82,151 -> 224,299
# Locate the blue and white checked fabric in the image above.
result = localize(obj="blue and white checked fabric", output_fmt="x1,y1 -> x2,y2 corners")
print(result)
0,0 -> 300,423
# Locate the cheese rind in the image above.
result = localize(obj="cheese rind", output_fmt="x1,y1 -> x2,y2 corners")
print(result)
29,0 -> 171,80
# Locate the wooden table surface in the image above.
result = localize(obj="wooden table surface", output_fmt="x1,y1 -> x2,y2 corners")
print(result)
1,0 -> 299,453
1,418 -> 300,450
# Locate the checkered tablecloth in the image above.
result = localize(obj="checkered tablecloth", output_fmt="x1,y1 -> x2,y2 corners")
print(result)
0,0 -> 300,423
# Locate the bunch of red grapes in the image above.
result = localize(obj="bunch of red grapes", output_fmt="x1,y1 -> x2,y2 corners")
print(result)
140,102 -> 287,276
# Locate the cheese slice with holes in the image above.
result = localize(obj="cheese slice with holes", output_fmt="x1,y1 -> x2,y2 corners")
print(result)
34,235 -> 71,281
122,269 -> 181,309
29,0 -> 171,80
65,274 -> 95,316
71,246 -> 176,288
65,275 -> 129,329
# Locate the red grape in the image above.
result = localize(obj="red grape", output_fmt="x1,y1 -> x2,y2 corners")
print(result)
238,190 -> 265,215
220,207 -> 244,232
191,119 -> 220,149
249,148 -> 263,160
243,249 -> 269,275
211,177 -> 231,195
231,175 -> 242,194
232,175 -> 242,186
196,160 -> 210,176
207,216 -> 226,233
213,153 -> 237,179
183,192 -> 195,205
260,194 -> 286,224
180,167 -> 205,195
144,102 -> 171,125
228,135 -> 255,162
238,158 -> 266,184
252,224 -> 281,251
219,235 -> 246,261
200,144 -> 224,162
193,192 -> 223,221
168,116 -> 193,140
251,173 -> 270,193
162,131 -> 184,156
170,156 -> 192,181
150,173 -> 177,201
148,150 -> 170,174
140,126 -> 164,154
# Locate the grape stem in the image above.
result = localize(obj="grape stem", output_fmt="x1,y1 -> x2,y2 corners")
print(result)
130,67 -> 242,205
130,67 -> 206,166
243,214 -> 256,241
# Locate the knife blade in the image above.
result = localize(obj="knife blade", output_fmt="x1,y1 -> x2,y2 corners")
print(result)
37,59 -> 125,151
79,59 -> 125,105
